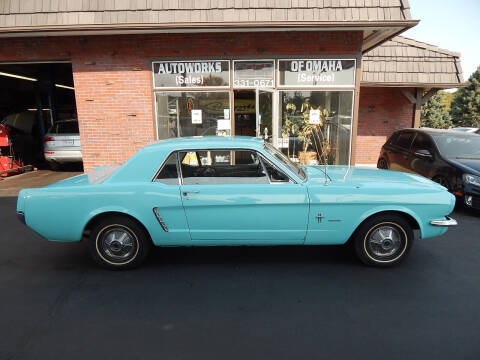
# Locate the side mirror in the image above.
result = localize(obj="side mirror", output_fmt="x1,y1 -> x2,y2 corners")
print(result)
414,149 -> 432,158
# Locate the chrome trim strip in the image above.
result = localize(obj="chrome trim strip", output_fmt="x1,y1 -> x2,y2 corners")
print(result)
152,207 -> 169,232
430,216 -> 458,227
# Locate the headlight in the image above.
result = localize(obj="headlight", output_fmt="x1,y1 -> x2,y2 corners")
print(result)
463,173 -> 480,187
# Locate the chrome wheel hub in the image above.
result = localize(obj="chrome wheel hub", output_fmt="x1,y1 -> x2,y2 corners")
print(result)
99,227 -> 137,262
367,225 -> 402,258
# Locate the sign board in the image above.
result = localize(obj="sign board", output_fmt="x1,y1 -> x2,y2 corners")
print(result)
278,59 -> 355,87
223,108 -> 230,120
217,119 -> 231,130
191,110 -> 202,124
153,60 -> 230,88
233,60 -> 275,88
309,109 -> 320,124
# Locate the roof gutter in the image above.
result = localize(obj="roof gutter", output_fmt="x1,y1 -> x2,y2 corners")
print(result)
0,20 -> 420,38
361,81 -> 467,89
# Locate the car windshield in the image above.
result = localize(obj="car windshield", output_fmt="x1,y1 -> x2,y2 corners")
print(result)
431,133 -> 480,159
49,121 -> 79,134
264,143 -> 307,181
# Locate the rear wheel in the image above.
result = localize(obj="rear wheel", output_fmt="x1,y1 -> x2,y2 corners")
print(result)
377,158 -> 388,169
88,215 -> 151,270
353,214 -> 413,267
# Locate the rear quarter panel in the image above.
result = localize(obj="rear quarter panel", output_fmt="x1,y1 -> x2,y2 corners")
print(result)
19,182 -> 190,245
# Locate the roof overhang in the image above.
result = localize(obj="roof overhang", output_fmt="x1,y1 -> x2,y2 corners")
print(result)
361,81 -> 468,89
0,21 -> 419,49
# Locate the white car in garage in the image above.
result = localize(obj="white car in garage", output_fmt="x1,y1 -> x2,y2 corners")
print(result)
44,119 -> 82,169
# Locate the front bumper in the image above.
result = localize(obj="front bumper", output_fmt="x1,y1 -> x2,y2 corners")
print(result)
430,216 -> 457,227
16,211 -> 25,225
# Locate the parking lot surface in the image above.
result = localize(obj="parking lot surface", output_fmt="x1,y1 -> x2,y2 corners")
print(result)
1,196 -> 479,360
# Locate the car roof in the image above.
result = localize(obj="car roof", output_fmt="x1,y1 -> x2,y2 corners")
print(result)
143,136 -> 266,151
396,128 -> 479,136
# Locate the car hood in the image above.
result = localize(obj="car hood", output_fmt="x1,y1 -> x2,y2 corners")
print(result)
445,158 -> 480,176
304,165 -> 445,190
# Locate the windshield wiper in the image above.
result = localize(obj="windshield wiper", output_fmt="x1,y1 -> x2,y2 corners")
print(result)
455,156 -> 480,160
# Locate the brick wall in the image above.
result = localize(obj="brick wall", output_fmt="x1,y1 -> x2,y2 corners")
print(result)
0,31 -> 362,172
356,86 -> 414,165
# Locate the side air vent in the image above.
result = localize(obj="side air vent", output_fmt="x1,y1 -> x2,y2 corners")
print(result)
152,207 -> 169,232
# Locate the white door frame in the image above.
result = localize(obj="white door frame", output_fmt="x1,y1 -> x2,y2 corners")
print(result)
255,88 -> 277,143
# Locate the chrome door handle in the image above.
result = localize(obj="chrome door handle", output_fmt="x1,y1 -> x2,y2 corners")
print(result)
182,190 -> 200,196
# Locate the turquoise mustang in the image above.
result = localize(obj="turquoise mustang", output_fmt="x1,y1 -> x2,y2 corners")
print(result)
17,136 -> 457,269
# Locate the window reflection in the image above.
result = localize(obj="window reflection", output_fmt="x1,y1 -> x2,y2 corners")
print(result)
279,91 -> 353,165
156,91 -> 230,139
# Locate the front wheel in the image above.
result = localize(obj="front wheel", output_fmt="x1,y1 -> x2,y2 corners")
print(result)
353,214 -> 413,267
377,158 -> 388,169
88,215 -> 151,270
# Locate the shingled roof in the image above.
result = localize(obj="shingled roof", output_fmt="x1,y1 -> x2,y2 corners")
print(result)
362,36 -> 463,88
0,0 -> 417,51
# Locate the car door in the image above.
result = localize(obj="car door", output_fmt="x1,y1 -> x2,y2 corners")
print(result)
389,131 -> 416,172
149,151 -> 192,245
410,132 -> 436,177
178,148 -> 309,244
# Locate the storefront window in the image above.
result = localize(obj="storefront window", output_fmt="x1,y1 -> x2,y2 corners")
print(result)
278,91 -> 353,165
155,91 -> 230,139
152,59 -> 356,165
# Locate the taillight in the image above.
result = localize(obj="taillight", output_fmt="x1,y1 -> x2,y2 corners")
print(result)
44,136 -> 54,142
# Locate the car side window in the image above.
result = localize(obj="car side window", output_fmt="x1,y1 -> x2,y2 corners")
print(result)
260,157 -> 290,182
412,133 -> 434,152
179,149 -> 269,185
154,152 -> 179,185
386,132 -> 399,145
395,132 -> 415,150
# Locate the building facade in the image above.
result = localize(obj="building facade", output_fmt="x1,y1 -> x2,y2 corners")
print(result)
0,1 -> 463,172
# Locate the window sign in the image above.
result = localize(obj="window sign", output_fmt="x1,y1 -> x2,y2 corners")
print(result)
191,109 -> 202,124
278,59 -> 355,87
309,109 -> 320,124
233,60 -> 275,88
217,119 -> 231,130
153,60 -> 230,88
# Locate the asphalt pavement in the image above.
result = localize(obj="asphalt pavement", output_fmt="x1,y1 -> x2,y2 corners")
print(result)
1,196 -> 479,360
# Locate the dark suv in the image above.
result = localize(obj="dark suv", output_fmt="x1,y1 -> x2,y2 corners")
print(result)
378,128 -> 480,210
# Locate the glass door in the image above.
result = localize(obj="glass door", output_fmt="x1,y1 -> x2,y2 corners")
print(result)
255,88 -> 276,144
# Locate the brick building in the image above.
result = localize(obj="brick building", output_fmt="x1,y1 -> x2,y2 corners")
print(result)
0,1 -> 463,172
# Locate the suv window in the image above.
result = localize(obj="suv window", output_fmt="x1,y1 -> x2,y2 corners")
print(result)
179,150 -> 269,185
386,132 -> 400,145
412,133 -> 434,152
155,152 -> 179,185
50,121 -> 79,134
395,132 -> 415,149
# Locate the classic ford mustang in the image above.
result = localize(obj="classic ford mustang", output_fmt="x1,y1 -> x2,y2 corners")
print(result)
17,136 -> 457,269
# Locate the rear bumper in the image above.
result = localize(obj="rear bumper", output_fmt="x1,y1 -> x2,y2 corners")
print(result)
44,150 -> 82,163
430,216 -> 457,227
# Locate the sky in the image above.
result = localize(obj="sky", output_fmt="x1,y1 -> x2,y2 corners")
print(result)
404,0 -> 480,81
